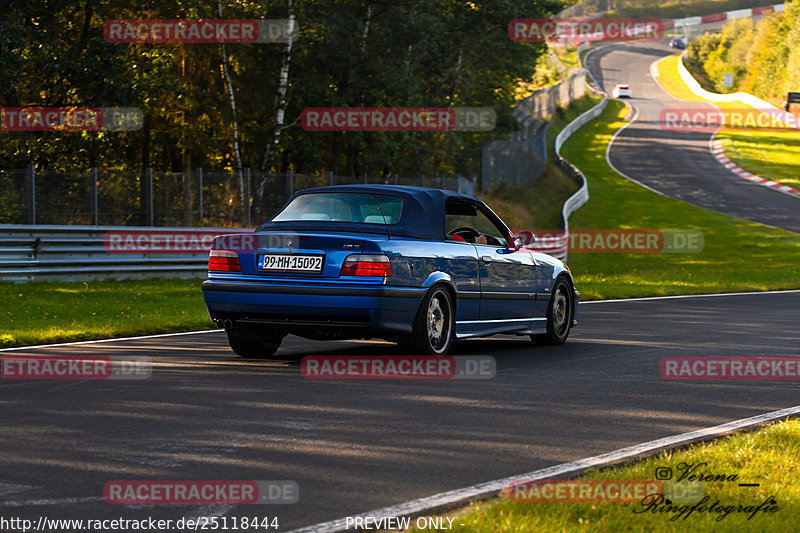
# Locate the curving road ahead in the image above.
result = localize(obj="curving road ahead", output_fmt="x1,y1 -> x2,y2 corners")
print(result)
584,40 -> 800,233
1,292 -> 799,530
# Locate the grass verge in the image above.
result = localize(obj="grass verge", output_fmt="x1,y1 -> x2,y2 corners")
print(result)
655,54 -> 800,190
565,99 -> 800,300
409,418 -> 800,532
552,44 -> 579,70
0,279 -> 213,347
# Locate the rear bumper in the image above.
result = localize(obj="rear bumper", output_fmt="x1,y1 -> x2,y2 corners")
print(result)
202,280 -> 425,334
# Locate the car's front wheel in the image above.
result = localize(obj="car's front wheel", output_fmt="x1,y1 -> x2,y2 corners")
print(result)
532,277 -> 574,345
226,329 -> 284,358
400,286 -> 454,355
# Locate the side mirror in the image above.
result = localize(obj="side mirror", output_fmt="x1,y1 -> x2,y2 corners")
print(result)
514,230 -> 536,249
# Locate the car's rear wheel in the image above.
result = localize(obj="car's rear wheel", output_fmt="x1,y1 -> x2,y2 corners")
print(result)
532,277 -> 573,345
226,329 -> 284,358
400,286 -> 454,355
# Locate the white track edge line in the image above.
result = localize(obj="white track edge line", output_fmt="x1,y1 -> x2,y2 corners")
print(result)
287,405 -> 800,533
579,289 -> 800,304
0,329 -> 220,352
3,291 -> 799,351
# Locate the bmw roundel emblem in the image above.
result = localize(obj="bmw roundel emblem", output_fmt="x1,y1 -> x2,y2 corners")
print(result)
286,239 -> 293,247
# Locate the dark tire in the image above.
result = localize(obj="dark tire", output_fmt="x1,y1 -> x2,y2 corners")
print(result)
400,286 -> 454,355
532,277 -> 574,346
226,330 -> 284,358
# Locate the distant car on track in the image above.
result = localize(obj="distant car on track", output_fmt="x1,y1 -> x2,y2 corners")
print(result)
669,37 -> 686,49
612,84 -> 632,99
202,185 -> 578,357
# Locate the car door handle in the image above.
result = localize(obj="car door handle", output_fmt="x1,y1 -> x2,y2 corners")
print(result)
481,255 -> 493,265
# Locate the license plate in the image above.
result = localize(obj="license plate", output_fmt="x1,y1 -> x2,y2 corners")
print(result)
258,254 -> 323,273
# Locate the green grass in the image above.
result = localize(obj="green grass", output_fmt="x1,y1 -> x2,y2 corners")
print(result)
552,44 -> 579,70
546,92 -> 605,159
0,279 -> 214,347
410,418 -> 800,532
655,54 -> 800,191
655,54 -> 707,102
720,133 -> 800,190
565,99 -> 800,300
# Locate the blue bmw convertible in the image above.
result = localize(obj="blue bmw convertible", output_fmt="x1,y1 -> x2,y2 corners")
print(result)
202,185 -> 578,357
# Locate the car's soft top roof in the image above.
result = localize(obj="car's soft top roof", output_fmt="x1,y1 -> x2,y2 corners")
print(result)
255,184 -> 483,240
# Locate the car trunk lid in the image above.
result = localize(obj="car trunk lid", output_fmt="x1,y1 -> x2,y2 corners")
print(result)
213,231 -> 381,279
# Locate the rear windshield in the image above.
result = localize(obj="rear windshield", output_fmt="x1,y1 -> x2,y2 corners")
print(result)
271,192 -> 402,225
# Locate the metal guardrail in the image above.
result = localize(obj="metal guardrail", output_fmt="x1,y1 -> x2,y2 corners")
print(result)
547,63 -> 609,261
0,225 -> 239,282
3,219 -> 576,282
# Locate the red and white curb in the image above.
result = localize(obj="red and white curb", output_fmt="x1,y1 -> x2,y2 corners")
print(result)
664,3 -> 784,28
710,138 -> 800,197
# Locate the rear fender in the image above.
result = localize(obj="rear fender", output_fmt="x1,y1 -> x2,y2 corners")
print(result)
422,271 -> 455,292
419,273 -> 458,317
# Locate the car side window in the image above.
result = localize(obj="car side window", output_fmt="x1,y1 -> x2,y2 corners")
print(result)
445,199 -> 507,245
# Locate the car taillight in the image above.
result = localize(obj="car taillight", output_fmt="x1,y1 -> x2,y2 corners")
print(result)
341,254 -> 392,277
209,249 -> 241,272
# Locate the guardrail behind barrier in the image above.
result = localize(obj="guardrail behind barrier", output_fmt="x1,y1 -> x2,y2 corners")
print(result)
548,64 -> 609,261
0,225 -> 244,282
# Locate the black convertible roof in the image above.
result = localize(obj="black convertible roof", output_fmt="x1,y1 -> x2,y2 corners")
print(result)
255,184 -> 484,240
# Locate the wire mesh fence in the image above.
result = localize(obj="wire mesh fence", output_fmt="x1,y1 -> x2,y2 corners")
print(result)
0,166 -> 476,227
